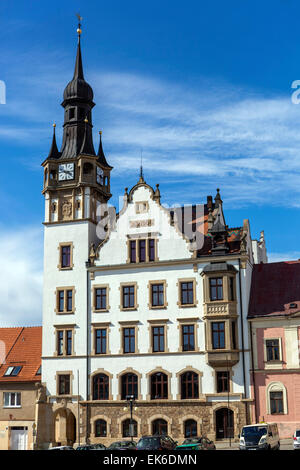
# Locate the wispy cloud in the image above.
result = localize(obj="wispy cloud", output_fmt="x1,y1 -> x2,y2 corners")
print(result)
267,252 -> 300,263
1,46 -> 300,207
0,226 -> 43,327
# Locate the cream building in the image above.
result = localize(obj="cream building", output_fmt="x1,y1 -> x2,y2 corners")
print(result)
39,26 -> 267,448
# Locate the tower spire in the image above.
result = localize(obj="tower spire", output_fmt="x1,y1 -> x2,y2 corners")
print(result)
97,131 -> 113,168
139,149 -> 144,183
47,123 -> 60,159
60,17 -> 95,159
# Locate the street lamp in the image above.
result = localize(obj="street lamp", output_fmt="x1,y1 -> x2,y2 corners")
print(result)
126,395 -> 135,441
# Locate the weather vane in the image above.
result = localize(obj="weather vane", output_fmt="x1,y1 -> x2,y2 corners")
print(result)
76,13 -> 83,37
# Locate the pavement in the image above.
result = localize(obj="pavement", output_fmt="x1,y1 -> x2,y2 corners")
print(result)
215,438 -> 294,450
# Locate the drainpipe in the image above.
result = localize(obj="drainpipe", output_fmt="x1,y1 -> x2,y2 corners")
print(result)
238,259 -> 248,422
249,321 -> 258,423
86,269 -> 90,444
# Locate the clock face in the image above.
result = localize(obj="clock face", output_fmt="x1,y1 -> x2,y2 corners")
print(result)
97,167 -> 104,184
58,163 -> 74,181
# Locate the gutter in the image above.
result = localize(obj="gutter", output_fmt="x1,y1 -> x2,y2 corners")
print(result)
238,259 -> 247,403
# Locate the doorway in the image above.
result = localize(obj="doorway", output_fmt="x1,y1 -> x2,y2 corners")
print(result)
10,426 -> 28,450
215,408 -> 234,439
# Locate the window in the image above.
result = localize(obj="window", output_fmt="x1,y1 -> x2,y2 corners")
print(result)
123,328 -> 135,354
4,366 -> 22,377
56,287 -> 75,314
95,329 -> 107,354
95,287 -> 107,311
152,326 -> 165,352
58,375 -> 70,395
122,419 -> 137,438
130,240 -> 136,263
270,391 -> 284,414
184,419 -> 197,438
151,283 -> 164,307
181,372 -> 199,399
266,339 -> 280,361
182,325 -> 195,351
152,418 -> 167,435
139,240 -> 146,262
122,285 -> 136,309
128,239 -> 156,263
209,277 -> 223,301
232,322 -> 237,349
69,108 -> 75,120
3,392 -> 21,408
121,374 -> 138,400
93,374 -> 109,400
180,282 -> 194,305
36,366 -> 41,376
151,373 -> 168,399
148,239 -> 155,262
95,419 -> 107,437
212,322 -> 225,349
56,329 -> 73,356
60,245 -> 71,269
229,277 -> 235,301
217,371 -> 229,393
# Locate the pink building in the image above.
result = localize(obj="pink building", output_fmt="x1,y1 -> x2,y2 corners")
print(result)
248,261 -> 300,438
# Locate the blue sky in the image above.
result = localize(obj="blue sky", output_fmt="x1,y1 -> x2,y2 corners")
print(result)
1,0 -> 300,325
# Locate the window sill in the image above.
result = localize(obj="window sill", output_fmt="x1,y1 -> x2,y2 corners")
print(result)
178,304 -> 197,308
3,406 -> 21,409
93,309 -> 110,313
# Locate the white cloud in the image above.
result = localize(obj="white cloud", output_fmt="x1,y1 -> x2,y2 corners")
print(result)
0,226 -> 43,327
267,252 -> 300,263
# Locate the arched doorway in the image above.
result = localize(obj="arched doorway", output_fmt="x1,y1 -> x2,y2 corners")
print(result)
54,409 -> 76,447
215,408 -> 234,439
152,419 -> 168,436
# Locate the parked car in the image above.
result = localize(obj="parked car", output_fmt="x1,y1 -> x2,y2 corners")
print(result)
176,437 -> 216,450
293,430 -> 300,450
49,446 -> 74,450
136,435 -> 177,451
239,423 -> 280,450
76,444 -> 100,450
89,443 -> 106,450
107,441 -> 137,450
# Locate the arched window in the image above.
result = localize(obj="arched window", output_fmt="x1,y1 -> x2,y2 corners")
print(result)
150,373 -> 168,399
184,419 -> 197,437
267,382 -> 287,415
152,419 -> 168,436
93,374 -> 109,400
181,371 -> 199,399
122,419 -> 137,438
121,373 -> 138,400
95,419 -> 107,437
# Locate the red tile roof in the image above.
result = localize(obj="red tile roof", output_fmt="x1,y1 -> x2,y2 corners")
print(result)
0,326 -> 42,382
248,261 -> 300,318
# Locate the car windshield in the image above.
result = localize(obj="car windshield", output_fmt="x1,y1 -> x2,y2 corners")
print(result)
137,438 -> 160,449
296,430 -> 300,437
241,426 -> 267,437
183,438 -> 202,444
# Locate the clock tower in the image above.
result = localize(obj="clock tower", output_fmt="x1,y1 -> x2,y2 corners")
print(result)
42,25 -> 112,225
41,23 -> 113,431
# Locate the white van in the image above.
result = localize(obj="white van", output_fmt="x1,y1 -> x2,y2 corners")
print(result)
239,423 -> 280,450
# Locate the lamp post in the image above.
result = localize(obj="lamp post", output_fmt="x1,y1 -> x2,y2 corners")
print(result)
126,395 -> 135,441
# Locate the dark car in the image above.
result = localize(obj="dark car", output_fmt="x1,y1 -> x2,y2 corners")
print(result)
89,443 -> 106,450
76,444 -> 102,450
176,437 -> 216,450
137,435 -> 177,451
107,441 -> 137,450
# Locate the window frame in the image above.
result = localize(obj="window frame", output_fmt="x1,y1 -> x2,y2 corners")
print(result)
127,238 -> 157,264
180,371 -> 199,399
211,321 -> 226,350
209,277 -> 224,301
58,242 -> 74,271
178,279 -> 197,307
3,392 -> 21,408
93,285 -> 110,312
120,283 -> 138,311
55,327 -> 75,357
148,280 -> 167,309
55,287 -> 75,314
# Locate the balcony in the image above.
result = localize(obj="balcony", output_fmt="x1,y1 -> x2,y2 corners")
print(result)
203,301 -> 237,318
206,350 -> 240,367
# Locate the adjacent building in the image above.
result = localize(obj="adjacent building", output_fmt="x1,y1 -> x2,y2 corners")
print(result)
39,26 -> 267,448
0,327 -> 42,450
248,261 -> 300,438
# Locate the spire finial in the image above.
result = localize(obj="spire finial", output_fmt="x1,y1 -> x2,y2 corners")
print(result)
76,13 -> 82,41
139,149 -> 144,182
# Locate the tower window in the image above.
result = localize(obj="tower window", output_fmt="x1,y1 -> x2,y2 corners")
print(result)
209,277 -> 223,301
78,107 -> 85,120
69,108 -> 75,120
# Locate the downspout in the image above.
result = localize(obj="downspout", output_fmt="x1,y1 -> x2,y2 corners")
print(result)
238,258 -> 248,422
249,321 -> 258,423
86,268 -> 90,444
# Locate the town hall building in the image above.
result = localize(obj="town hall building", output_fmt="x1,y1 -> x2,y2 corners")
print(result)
37,24 -> 267,448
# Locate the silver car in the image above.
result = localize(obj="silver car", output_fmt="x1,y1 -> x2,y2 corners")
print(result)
293,430 -> 300,449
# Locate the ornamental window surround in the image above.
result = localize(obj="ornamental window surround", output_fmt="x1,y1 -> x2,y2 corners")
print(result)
55,287 -> 75,314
